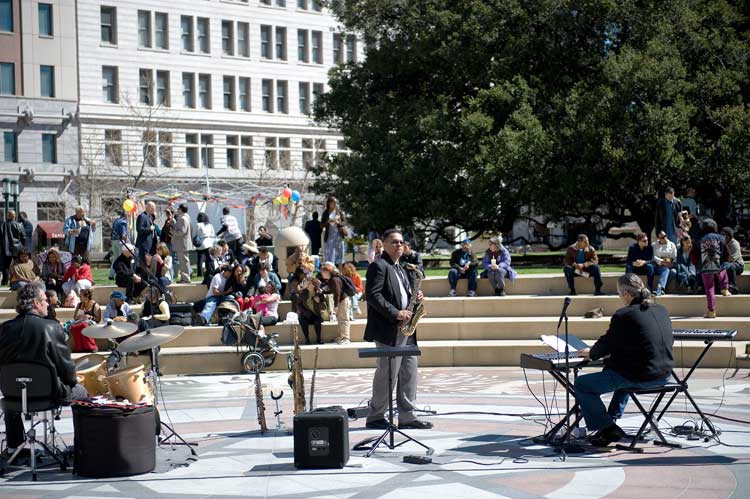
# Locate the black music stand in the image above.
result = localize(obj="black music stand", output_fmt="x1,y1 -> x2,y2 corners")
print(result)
355,346 -> 434,458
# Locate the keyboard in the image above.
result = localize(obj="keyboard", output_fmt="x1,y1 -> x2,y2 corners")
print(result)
673,329 -> 737,341
520,352 -> 593,371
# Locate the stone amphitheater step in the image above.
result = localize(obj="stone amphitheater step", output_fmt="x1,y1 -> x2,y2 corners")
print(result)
74,339 -> 740,375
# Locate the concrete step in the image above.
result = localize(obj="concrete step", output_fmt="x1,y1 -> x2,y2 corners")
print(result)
74,339 -> 738,375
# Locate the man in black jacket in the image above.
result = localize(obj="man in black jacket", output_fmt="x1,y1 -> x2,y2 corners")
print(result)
113,243 -> 148,300
364,229 -> 432,430
0,210 -> 26,285
136,201 -> 156,265
575,273 -> 674,446
0,282 -> 86,452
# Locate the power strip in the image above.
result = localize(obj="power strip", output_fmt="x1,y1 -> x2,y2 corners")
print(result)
347,406 -> 369,419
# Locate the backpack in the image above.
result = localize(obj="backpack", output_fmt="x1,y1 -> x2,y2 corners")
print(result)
338,275 -> 357,297
700,237 -> 722,274
221,323 -> 238,345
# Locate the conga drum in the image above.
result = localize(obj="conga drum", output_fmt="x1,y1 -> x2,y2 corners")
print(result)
74,354 -> 109,396
105,365 -> 153,405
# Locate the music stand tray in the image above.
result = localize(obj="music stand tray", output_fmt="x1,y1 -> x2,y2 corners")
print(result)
355,346 -> 434,457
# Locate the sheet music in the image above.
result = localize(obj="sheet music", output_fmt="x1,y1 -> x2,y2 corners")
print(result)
540,334 -> 589,353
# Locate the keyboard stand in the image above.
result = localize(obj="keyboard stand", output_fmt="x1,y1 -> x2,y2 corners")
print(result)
535,367 -> 585,446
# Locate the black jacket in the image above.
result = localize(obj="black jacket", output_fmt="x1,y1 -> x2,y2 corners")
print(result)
113,254 -> 138,287
0,220 -> 25,257
364,254 -> 418,346
135,212 -> 154,255
589,296 -> 674,382
0,312 -> 77,401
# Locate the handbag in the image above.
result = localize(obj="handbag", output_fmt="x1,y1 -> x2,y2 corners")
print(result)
193,234 -> 204,247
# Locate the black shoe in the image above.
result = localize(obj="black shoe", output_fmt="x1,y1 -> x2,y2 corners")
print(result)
365,419 -> 389,430
594,290 -> 605,296
589,424 -> 625,447
569,289 -> 577,296
316,340 -> 324,345
398,419 -> 433,430
495,288 -> 506,296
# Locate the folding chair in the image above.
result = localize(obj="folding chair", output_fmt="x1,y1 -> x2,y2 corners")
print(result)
615,383 -> 684,453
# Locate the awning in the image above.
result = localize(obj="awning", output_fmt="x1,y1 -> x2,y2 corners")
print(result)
36,221 -> 65,239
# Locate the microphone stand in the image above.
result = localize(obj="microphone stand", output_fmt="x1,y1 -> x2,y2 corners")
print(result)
556,297 -> 583,459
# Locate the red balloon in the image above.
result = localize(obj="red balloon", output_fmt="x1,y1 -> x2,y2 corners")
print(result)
282,188 -> 292,199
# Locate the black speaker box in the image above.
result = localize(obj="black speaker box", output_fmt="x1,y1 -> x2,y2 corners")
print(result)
294,406 -> 349,469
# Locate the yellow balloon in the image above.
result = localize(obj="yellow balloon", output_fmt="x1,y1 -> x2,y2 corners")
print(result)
280,196 -> 289,205
123,199 -> 135,212
272,197 -> 281,206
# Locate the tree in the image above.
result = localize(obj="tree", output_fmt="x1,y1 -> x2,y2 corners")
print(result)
315,0 -> 750,241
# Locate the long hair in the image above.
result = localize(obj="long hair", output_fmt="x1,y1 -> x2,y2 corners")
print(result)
617,273 -> 652,307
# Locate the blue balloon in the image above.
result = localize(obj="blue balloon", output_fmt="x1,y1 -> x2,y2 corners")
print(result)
291,190 -> 301,203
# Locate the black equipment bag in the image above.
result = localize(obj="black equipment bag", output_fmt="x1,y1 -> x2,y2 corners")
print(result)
72,404 -> 156,477
169,312 -> 193,326
169,302 -> 194,314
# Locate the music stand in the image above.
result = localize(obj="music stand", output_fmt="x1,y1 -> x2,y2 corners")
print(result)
355,346 -> 434,458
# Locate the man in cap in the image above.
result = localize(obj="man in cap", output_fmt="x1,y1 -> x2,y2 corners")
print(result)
448,239 -> 478,297
103,290 -> 133,322
113,243 -> 147,300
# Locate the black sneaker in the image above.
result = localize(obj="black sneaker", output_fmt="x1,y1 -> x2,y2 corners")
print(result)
365,419 -> 389,430
589,424 -> 625,447
569,289 -> 577,296
398,419 -> 433,430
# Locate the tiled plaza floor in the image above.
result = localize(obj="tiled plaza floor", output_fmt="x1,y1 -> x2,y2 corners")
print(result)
3,366 -> 750,498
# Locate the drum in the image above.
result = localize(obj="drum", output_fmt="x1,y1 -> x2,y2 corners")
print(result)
75,354 -> 109,396
105,365 -> 153,405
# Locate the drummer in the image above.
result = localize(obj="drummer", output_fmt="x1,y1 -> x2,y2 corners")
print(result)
139,287 -> 171,331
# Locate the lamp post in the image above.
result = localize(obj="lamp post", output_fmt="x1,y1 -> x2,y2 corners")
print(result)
10,180 -> 18,214
1,178 -> 9,219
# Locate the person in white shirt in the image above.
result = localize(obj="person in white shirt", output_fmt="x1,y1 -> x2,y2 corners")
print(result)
200,265 -> 233,324
652,230 -> 677,296
195,212 -> 217,278
217,207 -> 244,257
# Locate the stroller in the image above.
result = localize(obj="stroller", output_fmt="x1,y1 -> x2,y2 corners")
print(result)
222,311 -> 285,374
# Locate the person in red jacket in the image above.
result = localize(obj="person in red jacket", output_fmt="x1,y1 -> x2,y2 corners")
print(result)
62,255 -> 94,299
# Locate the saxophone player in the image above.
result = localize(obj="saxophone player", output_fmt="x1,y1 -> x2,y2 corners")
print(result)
364,229 -> 432,430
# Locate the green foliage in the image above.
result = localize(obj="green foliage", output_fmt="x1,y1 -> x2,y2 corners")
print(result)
315,0 -> 750,239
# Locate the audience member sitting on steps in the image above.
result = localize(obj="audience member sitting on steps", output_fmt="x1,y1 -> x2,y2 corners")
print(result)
249,265 -> 281,296
693,219 -> 731,318
103,290 -> 133,322
563,234 -> 604,295
152,242 -> 173,287
448,239 -> 478,297
652,230 -> 677,296
625,232 -> 655,291
200,264 -> 234,324
675,237 -> 698,293
292,276 -> 325,345
482,235 -> 516,296
342,262 -> 364,319
9,249 -> 39,290
319,261 -> 351,344
286,245 -> 315,278
720,227 -> 744,294
61,255 -> 94,299
402,241 -> 424,277
113,243 -> 147,301
140,287 -> 171,330
45,289 -> 59,322
202,245 -> 223,286
70,288 -> 101,352
41,247 -> 66,299
250,281 -> 280,326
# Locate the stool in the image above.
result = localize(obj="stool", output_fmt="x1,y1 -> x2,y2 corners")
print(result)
615,383 -> 684,453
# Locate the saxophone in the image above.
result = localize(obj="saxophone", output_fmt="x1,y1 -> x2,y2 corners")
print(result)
255,369 -> 267,433
399,264 -> 426,336
288,324 -> 307,414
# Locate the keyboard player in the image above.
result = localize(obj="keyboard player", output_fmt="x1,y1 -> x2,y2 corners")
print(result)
575,273 -> 674,447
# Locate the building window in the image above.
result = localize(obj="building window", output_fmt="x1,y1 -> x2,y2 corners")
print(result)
302,138 -> 313,169
298,82 -> 310,114
311,31 -> 322,64
239,77 -> 250,111
312,82 -> 324,109
139,68 -> 153,105
181,16 -> 194,52
37,202 -> 65,221
104,129 -> 122,166
42,134 -> 57,163
182,72 -> 195,108
40,65 -> 55,97
155,12 -> 168,49
312,0 -> 322,12
222,20 -> 234,56
265,137 -> 277,169
279,138 -> 291,169
333,33 -> 343,64
241,136 -> 253,168
276,0 -> 286,6
297,0 -> 307,9
102,66 -> 118,103
38,3 -> 53,36
156,70 -> 170,106
0,0 -> 13,32
237,22 -> 249,57
0,62 -> 15,95
260,25 -> 271,59
261,79 -> 273,112
223,76 -> 235,110
138,10 -> 152,48
185,133 -> 198,167
260,0 -> 271,5
3,132 -> 17,163
275,27 -> 287,60
100,6 -> 117,44
143,131 -> 157,167
276,81 -> 288,114
197,17 -> 209,54
346,35 -> 357,63
198,74 -> 211,109
200,134 -> 213,169
159,132 -> 172,167
226,135 -> 238,168
297,29 -> 308,62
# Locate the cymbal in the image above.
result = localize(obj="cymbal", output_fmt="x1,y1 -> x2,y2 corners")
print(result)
83,321 -> 138,339
117,325 -> 185,353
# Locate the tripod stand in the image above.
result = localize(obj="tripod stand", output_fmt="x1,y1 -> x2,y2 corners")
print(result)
354,346 -> 434,457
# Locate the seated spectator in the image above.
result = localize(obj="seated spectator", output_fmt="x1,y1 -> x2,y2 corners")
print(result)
625,233 -> 655,291
238,241 -> 259,269
226,264 -> 249,297
368,239 -> 384,264
293,277 -> 325,345
216,240 -> 233,263
652,230 -> 677,296
71,288 -> 101,352
113,244 -> 147,301
235,292 -> 252,312
200,265 -> 235,324
41,247 -> 66,299
202,245 -> 224,286
342,262 -> 363,319
286,245 -> 315,278
448,239 -> 478,297
249,265 -> 281,296
482,235 -> 516,296
402,241 -> 424,277
563,234 -> 604,295
721,227 -> 744,294
103,290 -> 133,322
675,236 -> 698,292
9,249 -> 39,290
251,246 -> 279,276
140,287 -> 171,331
692,219 -> 731,318
153,242 -> 173,288
250,281 -> 280,326
45,289 -> 59,322
62,255 -> 94,299
255,225 -> 274,247
319,261 -> 351,344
